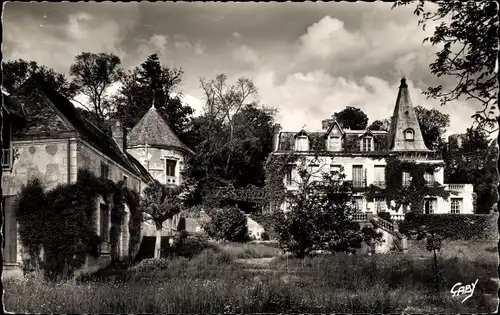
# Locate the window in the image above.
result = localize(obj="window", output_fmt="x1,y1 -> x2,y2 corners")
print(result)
361,137 -> 373,151
424,170 -> 435,186
424,198 -> 437,214
451,198 -> 462,214
327,136 -> 341,151
99,203 -> 110,252
295,136 -> 309,151
375,198 -> 386,212
166,159 -> 177,177
404,129 -> 414,141
402,171 -> 411,187
285,168 -> 293,186
352,165 -> 364,188
374,166 -> 385,186
2,121 -> 12,168
100,162 -> 109,179
123,175 -> 128,187
353,197 -> 363,211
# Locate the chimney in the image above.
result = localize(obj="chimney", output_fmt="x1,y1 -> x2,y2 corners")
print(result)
272,124 -> 282,152
322,119 -> 334,130
111,120 -> 127,152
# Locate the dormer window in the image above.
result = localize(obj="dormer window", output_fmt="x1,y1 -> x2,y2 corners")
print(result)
404,128 -> 414,141
295,136 -> 309,151
361,137 -> 373,151
327,136 -> 342,152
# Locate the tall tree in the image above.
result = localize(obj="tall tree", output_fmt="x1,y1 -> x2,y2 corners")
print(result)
69,52 -> 125,126
332,106 -> 369,130
393,1 -> 499,132
414,105 -> 450,150
368,118 -> 391,131
114,54 -> 193,137
2,59 -> 79,98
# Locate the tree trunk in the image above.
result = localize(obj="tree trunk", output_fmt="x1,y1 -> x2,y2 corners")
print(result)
154,227 -> 162,259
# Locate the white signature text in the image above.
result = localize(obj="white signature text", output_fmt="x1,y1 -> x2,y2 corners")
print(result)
450,279 -> 478,303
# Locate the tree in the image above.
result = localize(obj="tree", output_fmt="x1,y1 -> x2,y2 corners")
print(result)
414,105 -> 450,150
368,120 -> 385,131
332,106 -> 369,130
272,153 -> 382,258
393,1 -> 499,132
69,52 -> 125,128
444,127 -> 497,213
140,181 -> 185,259
2,59 -> 79,98
114,54 -> 193,137
201,206 -> 248,242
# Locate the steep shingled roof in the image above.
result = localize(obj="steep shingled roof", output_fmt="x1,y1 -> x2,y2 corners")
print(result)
127,105 -> 193,154
14,75 -> 153,184
387,78 -> 430,152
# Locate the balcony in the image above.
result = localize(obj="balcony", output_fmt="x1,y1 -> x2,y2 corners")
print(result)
2,148 -> 12,168
446,183 -> 473,193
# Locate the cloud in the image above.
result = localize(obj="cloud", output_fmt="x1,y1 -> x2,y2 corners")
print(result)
232,45 -> 260,67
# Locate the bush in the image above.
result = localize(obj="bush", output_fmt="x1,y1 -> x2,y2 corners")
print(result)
171,231 -> 211,258
201,206 -> 249,242
399,212 -> 498,241
377,211 -> 393,223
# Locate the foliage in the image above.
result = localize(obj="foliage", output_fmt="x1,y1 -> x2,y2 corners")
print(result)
263,153 -> 299,213
2,59 -> 79,98
444,127 -> 498,213
15,169 -> 140,279
365,156 -> 450,213
377,211 -> 393,223
332,106 -> 369,130
272,160 -> 381,258
69,52 -> 125,129
141,181 -> 184,229
112,53 -> 192,137
201,206 -> 249,242
169,231 -> 211,258
123,188 -> 142,258
393,1 -> 499,131
414,105 -> 450,151
399,212 -> 497,241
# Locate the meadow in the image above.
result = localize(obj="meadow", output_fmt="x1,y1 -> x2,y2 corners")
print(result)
3,240 -> 498,313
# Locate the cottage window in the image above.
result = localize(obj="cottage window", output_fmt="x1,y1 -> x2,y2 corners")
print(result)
361,137 -> 373,151
285,168 -> 293,186
123,175 -> 128,187
327,136 -> 342,151
99,203 -> 110,252
374,165 -> 385,186
100,163 -> 109,179
166,159 -> 177,177
2,121 -> 12,169
451,198 -> 462,214
352,165 -> 364,188
295,136 -> 309,151
404,129 -> 414,141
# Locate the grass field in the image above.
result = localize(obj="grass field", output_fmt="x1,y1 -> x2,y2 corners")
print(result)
3,240 -> 498,313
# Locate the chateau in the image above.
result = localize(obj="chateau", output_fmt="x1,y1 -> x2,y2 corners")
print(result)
1,75 -> 191,277
271,78 -> 475,220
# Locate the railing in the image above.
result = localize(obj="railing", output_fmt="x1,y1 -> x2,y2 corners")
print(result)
2,148 -> 12,168
372,216 -> 395,233
372,181 -> 386,188
352,212 -> 374,222
390,214 -> 405,222
371,215 -> 408,253
448,184 -> 465,191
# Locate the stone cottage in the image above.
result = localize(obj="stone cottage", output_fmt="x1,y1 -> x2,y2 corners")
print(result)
1,75 -> 192,277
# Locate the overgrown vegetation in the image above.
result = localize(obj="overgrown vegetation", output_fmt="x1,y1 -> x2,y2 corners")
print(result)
366,157 -> 450,213
15,169 -> 142,280
201,206 -> 249,242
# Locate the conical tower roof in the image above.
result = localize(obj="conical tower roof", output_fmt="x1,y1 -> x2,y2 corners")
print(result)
127,105 -> 193,154
387,78 -> 430,152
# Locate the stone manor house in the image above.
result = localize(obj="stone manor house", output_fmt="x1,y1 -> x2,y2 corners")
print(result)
271,78 -> 474,220
2,75 -> 192,277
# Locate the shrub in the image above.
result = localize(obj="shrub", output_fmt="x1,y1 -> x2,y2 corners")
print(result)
201,206 -> 249,242
171,231 -> 211,258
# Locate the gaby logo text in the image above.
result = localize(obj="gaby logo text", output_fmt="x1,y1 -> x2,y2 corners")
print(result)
450,279 -> 478,303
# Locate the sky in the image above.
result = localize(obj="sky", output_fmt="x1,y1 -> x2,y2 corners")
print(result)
2,1 -> 483,137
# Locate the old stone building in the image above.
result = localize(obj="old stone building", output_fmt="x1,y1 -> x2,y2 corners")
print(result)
271,78 -> 474,219
1,75 -> 191,277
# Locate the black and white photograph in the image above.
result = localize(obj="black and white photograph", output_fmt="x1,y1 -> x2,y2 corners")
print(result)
1,1 -> 499,313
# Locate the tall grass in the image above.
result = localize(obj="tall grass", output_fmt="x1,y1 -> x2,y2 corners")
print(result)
214,242 -> 283,259
4,242 -> 498,313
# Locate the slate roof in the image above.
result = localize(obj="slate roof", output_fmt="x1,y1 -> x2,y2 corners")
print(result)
2,91 -> 26,119
14,75 -> 153,183
127,105 -> 193,154
387,78 -> 430,151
